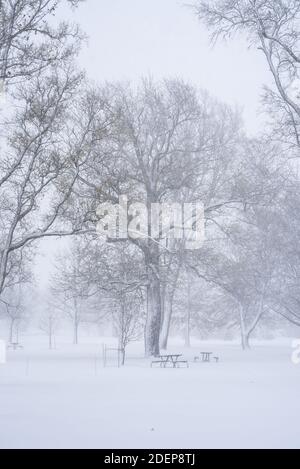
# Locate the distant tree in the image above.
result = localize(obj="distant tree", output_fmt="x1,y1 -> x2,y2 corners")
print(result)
187,136 -> 288,348
51,239 -> 98,344
172,274 -> 233,341
81,241 -> 146,363
39,307 -> 60,350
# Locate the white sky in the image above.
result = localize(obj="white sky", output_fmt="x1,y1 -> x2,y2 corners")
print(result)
70,0 -> 272,134
35,0 -> 273,289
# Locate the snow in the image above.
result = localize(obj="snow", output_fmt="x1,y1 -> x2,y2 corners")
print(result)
0,337 -> 299,449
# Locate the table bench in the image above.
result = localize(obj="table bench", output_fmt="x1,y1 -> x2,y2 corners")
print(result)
151,354 -> 189,368
194,352 -> 219,363
7,343 -> 23,350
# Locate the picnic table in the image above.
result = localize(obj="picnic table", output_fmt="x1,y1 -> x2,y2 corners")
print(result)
194,352 -> 219,363
201,351 -> 212,362
7,342 -> 23,350
151,354 -> 189,368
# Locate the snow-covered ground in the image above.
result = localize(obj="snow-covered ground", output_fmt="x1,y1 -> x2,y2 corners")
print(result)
0,336 -> 299,449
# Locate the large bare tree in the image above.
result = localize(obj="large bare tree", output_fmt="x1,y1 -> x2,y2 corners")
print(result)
0,65 -> 85,296
0,0 -> 88,299
74,79 -> 245,356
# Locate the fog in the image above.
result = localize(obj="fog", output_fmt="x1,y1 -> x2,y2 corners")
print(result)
35,0 -> 272,291
1,0 -> 300,451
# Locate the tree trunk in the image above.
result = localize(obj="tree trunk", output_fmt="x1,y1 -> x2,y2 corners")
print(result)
145,266 -> 161,357
241,331 -> 250,350
159,262 -> 180,350
144,231 -> 162,357
239,304 -> 250,350
49,330 -> 53,350
185,268 -> 191,347
160,297 -> 172,350
9,318 -> 14,343
73,297 -> 79,344
160,280 -> 166,332
121,348 -> 125,366
160,288 -> 175,350
73,322 -> 78,345
0,248 -> 9,297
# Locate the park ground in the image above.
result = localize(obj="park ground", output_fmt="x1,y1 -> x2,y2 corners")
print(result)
0,336 -> 299,449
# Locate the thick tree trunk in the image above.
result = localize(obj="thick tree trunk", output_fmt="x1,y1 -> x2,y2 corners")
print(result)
241,331 -> 250,350
145,267 -> 161,357
185,268 -> 191,347
159,263 -> 180,350
239,295 -> 266,350
73,321 -> 78,345
239,304 -> 250,350
121,348 -> 125,366
160,280 -> 166,333
159,294 -> 173,350
143,227 -> 162,357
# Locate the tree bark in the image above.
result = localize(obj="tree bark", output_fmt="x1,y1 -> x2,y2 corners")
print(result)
241,330 -> 250,350
143,228 -> 162,357
121,348 -> 125,366
239,304 -> 250,350
145,263 -> 161,357
185,268 -> 191,347
159,263 -> 180,350
73,321 -> 78,345
159,293 -> 173,350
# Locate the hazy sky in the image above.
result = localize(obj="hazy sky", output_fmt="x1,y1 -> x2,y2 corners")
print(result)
70,0 -> 272,134
36,0 -> 274,289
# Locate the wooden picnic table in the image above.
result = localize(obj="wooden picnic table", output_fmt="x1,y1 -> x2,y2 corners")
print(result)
7,343 -> 23,350
200,351 -> 212,362
151,354 -> 188,368
160,354 -> 182,368
194,352 -> 219,363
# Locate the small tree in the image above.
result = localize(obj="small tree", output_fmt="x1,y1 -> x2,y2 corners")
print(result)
39,308 -> 60,350
51,239 -> 97,344
112,291 -> 143,365
78,240 -> 146,363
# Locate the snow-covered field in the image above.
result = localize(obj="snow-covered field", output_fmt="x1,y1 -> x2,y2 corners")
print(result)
0,337 -> 299,449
